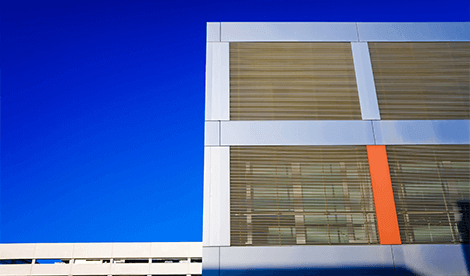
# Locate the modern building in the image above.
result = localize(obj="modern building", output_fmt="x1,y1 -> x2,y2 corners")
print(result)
0,242 -> 202,276
203,22 -> 470,275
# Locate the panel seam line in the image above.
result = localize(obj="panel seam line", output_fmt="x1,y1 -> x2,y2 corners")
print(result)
371,121 -> 377,145
390,245 -> 397,276
355,23 -> 361,42
218,22 -> 221,42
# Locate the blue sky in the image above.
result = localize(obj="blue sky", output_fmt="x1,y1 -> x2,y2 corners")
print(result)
1,0 -> 469,243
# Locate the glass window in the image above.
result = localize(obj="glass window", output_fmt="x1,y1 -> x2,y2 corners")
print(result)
387,145 -> 470,244
230,146 -> 379,246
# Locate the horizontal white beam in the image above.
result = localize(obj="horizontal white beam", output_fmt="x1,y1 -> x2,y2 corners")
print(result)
373,120 -> 470,145
357,22 -> 470,41
221,121 -> 375,145
0,242 -> 202,259
216,22 -> 470,42
221,22 -> 358,42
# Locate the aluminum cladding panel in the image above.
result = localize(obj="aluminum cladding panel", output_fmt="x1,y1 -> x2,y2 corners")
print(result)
221,22 -> 359,42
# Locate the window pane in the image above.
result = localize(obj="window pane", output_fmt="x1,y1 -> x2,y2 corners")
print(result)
387,145 -> 470,244
230,43 -> 361,120
230,146 -> 379,246
369,42 -> 470,120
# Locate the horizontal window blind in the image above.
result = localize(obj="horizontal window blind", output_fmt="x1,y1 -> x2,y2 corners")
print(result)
387,145 -> 470,244
369,42 -> 470,120
230,146 -> 379,246
230,43 -> 362,120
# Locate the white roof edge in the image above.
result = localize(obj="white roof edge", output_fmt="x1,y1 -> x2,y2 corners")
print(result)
210,22 -> 470,42
213,22 -> 469,23
0,242 -> 202,259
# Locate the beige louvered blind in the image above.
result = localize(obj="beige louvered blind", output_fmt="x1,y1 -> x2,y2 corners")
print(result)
230,146 -> 379,246
230,43 -> 362,120
369,42 -> 470,120
387,145 -> 470,244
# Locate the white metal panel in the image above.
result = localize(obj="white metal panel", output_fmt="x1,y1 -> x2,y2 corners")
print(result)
351,42 -> 381,120
392,244 -> 469,276
71,263 -> 111,275
357,22 -> 470,41
207,22 -> 220,42
34,243 -> 74,258
219,147 -> 231,247
203,147 -> 211,246
205,43 -> 213,120
0,243 -> 36,259
149,263 -> 191,274
111,263 -> 150,274
31,263 -> 71,275
373,120 -> 470,145
205,121 -> 220,146
209,147 -> 230,246
190,262 -> 203,274
150,242 -> 189,257
219,245 -> 394,269
112,243 -> 151,258
202,247 -> 220,275
221,22 -> 359,42
73,243 -> 113,258
0,264 -> 32,275
189,242 -> 203,257
221,121 -> 375,145
205,42 -> 229,121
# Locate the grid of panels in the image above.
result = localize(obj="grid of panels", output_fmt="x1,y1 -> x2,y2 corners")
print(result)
223,40 -> 470,247
387,145 -> 470,244
230,146 -> 379,246
369,42 -> 470,120
230,43 -> 362,120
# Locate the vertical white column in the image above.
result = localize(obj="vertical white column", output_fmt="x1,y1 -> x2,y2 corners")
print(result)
204,146 -> 231,246
351,42 -> 381,120
203,147 -> 212,246
68,258 -> 74,276
205,42 -> 230,121
205,22 -> 230,248
209,147 -> 230,246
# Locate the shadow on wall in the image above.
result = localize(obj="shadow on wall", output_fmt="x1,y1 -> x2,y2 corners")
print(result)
204,266 -> 420,276
459,200 -> 470,274
203,201 -> 470,276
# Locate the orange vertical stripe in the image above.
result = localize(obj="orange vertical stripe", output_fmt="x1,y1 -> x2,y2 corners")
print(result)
366,145 -> 402,245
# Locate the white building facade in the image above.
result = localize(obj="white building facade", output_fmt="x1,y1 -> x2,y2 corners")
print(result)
0,242 -> 202,276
